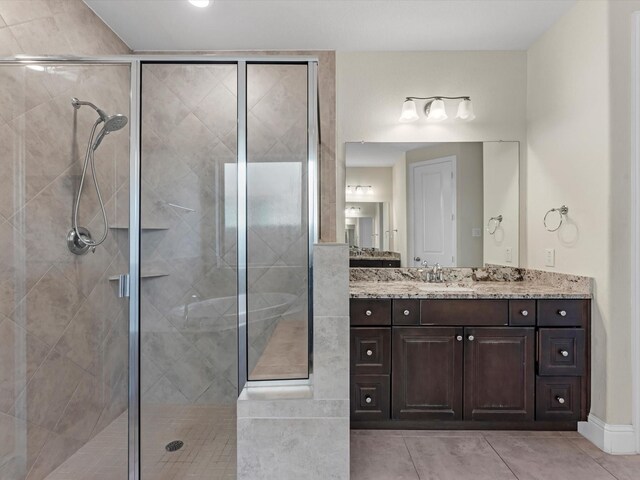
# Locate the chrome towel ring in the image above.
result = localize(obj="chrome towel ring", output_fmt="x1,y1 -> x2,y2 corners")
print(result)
544,205 -> 569,232
486,215 -> 503,235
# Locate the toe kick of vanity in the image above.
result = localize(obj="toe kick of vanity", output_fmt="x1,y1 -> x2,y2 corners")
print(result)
349,297 -> 590,430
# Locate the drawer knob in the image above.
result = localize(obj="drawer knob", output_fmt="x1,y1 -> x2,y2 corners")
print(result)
366,349 -> 373,357
403,310 -> 410,316
456,335 -> 463,342
559,350 -> 569,357
364,395 -> 372,404
521,310 -> 529,317
558,310 -> 567,317
365,310 -> 372,316
468,335 -> 475,341
556,396 -> 566,405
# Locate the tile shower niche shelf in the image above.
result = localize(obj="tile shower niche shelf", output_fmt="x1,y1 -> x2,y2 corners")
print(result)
108,270 -> 169,282
109,225 -> 169,231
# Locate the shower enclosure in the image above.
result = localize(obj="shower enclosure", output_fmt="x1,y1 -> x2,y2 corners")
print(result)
0,56 -> 318,480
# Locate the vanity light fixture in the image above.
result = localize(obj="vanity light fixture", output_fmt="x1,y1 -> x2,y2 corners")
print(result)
346,185 -> 373,195
189,0 -> 210,7
345,207 -> 361,215
399,96 -> 475,123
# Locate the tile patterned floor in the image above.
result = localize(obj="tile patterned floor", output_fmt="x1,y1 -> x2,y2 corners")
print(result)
351,430 -> 640,480
44,405 -> 236,480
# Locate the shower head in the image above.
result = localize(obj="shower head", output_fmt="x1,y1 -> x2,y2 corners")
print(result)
92,114 -> 128,150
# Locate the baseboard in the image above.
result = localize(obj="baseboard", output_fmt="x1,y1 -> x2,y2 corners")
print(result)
578,414 -> 638,454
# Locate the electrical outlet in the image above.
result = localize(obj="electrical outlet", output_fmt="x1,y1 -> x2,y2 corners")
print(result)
505,248 -> 512,263
545,248 -> 555,267
472,228 -> 481,237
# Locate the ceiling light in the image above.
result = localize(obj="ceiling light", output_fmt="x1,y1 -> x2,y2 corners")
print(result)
399,96 -> 474,123
399,100 -> 419,123
189,0 -> 210,7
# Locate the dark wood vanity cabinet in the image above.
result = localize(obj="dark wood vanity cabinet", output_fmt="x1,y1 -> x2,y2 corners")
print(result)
392,327 -> 464,420
350,297 -> 590,428
463,327 -> 535,421
350,259 -> 401,268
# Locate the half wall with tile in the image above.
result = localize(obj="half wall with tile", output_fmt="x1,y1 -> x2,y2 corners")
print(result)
237,243 -> 350,480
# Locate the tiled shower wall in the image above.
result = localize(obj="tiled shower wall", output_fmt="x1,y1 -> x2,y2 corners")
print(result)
140,63 -> 239,405
139,62 -> 311,401
0,2 -> 131,479
246,63 -> 309,379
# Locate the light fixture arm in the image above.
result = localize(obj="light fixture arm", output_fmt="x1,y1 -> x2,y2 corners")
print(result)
405,96 -> 471,101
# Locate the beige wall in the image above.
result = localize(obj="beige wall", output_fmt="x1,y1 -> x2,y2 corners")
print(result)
483,142 -> 520,267
0,1 -> 130,479
336,51 -> 528,243
608,0 -> 640,431
527,0 -> 639,426
406,143 -> 484,267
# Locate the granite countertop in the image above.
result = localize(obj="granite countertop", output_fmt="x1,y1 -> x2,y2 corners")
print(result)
349,250 -> 401,261
349,280 -> 592,299
349,266 -> 592,299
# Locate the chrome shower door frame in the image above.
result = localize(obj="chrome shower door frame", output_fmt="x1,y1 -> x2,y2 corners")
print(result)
0,54 -> 320,479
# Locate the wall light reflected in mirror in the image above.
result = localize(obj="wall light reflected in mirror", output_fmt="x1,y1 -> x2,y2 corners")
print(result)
346,184 -> 373,195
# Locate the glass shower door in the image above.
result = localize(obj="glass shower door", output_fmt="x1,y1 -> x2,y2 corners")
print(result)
246,63 -> 310,381
139,63 -> 238,479
0,62 -> 131,480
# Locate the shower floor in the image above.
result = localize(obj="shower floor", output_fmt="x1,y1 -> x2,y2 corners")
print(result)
44,405 -> 236,480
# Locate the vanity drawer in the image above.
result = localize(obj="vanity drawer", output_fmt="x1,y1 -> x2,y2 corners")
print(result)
381,260 -> 401,268
350,299 -> 391,326
351,375 -> 390,421
351,327 -> 391,375
420,299 -> 508,326
392,299 -> 420,325
536,376 -> 581,421
509,300 -> 536,326
537,300 -> 588,327
538,328 -> 586,376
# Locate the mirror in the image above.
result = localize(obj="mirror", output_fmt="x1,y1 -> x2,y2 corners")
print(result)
345,141 -> 519,268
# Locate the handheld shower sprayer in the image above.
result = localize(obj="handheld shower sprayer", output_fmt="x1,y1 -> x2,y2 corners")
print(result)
67,98 -> 128,255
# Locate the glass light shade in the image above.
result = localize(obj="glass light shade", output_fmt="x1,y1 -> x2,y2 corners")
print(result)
426,99 -> 448,121
189,0 -> 210,7
456,99 -> 475,121
399,100 -> 419,122
346,185 -> 353,194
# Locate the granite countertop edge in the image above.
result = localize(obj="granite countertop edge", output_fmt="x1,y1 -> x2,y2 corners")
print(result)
349,291 -> 592,299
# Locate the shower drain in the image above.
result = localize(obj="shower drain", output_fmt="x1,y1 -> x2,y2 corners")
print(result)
165,440 -> 184,452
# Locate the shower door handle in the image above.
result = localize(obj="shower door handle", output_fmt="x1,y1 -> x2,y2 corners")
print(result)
117,273 -> 130,298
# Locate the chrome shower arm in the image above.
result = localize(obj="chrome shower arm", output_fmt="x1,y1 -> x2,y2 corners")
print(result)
71,97 -> 108,121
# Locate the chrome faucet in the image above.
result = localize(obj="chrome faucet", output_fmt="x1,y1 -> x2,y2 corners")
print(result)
432,263 -> 444,283
421,260 -> 432,282
422,262 -> 444,283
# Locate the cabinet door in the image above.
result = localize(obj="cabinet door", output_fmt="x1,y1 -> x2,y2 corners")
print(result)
464,327 -> 535,421
392,327 -> 463,420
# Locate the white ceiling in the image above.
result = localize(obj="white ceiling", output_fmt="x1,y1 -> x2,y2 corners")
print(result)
84,0 -> 575,52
